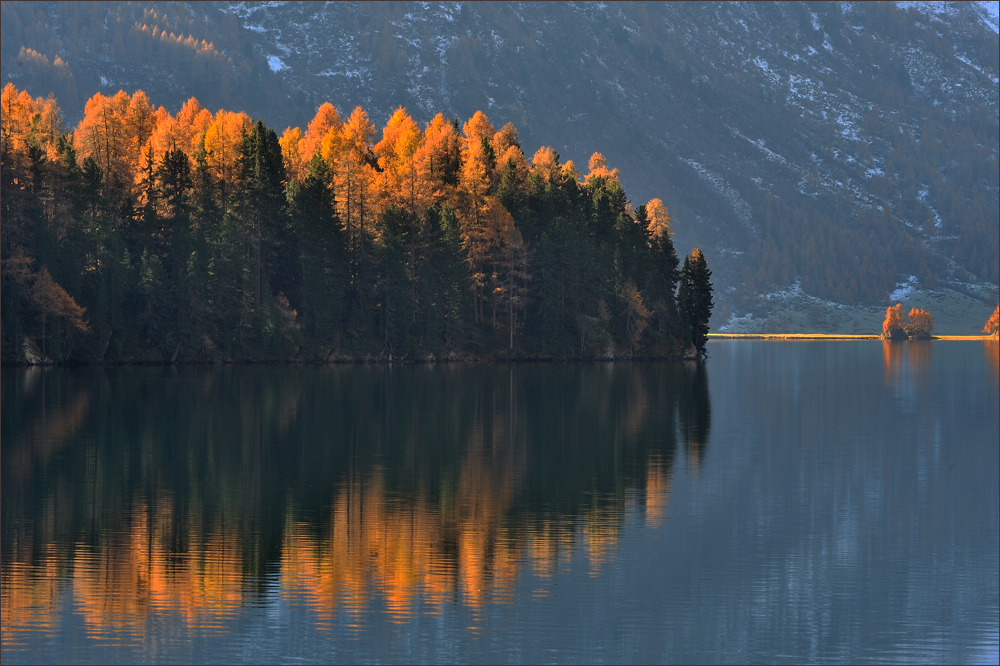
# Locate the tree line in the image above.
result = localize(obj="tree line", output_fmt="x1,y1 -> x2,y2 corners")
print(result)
1,84 -> 713,363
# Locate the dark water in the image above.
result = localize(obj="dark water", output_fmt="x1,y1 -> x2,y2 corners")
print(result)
2,340 -> 998,664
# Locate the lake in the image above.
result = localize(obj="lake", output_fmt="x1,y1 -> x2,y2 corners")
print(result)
2,340 -> 998,664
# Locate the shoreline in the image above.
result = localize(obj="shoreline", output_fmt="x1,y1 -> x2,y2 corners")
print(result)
6,336 -> 996,367
1,353 -> 703,368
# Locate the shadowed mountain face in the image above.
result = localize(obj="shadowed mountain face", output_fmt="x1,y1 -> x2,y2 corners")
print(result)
4,1 -> 997,329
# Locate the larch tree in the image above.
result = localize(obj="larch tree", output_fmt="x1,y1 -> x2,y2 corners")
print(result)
585,152 -> 620,184
30,266 -> 89,355
203,109 -> 251,210
530,146 -> 563,186
459,144 -> 493,324
174,97 -> 213,157
905,307 -> 934,339
881,303 -> 907,340
984,305 -> 999,338
301,102 -> 343,175
75,91 -> 131,209
337,106 -> 377,260
373,107 -> 423,215
278,126 -> 304,183
414,113 -> 460,205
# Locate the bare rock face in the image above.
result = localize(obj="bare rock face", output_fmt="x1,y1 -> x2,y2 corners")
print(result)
22,337 -> 50,365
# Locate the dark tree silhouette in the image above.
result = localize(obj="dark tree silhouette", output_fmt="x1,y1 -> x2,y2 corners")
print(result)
679,248 -> 713,357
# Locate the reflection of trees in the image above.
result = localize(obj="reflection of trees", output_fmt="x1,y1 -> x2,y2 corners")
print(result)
678,361 -> 712,471
1,362 -> 712,635
3,367 -> 90,485
906,340 -> 933,378
986,340 -> 998,388
882,340 -> 933,386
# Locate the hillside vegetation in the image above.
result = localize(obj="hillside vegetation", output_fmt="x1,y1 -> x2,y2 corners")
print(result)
1,84 -> 712,362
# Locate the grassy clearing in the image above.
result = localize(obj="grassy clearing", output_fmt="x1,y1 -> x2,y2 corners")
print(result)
715,286 -> 997,336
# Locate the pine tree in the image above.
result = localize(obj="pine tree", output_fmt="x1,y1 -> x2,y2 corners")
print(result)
292,153 -> 345,346
679,248 -> 713,357
239,120 -> 287,312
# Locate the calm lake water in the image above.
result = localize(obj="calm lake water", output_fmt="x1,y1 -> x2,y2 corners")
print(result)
3,340 -> 998,664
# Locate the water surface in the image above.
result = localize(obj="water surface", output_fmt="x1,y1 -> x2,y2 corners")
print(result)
3,340 -> 998,663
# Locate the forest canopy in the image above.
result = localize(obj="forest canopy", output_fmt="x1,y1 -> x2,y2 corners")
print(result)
1,84 -> 711,363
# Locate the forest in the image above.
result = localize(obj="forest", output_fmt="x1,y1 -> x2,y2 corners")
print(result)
1,84 -> 712,363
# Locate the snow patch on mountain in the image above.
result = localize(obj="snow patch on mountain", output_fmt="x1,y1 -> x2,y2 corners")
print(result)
684,160 -> 757,237
890,276 -> 920,302
266,55 -> 287,72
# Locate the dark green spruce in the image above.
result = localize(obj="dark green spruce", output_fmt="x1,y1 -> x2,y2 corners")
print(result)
679,249 -> 714,358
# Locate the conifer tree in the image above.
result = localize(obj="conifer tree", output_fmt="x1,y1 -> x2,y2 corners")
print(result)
679,248 -> 713,357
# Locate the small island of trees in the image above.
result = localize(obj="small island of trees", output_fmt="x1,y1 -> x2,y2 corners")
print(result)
1,85 -> 714,364
881,303 -> 935,340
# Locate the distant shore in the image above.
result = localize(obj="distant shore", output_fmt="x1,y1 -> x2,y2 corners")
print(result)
709,333 -> 994,340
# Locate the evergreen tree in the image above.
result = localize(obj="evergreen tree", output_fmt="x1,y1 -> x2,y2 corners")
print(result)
679,248 -> 713,357
239,120 -> 287,311
292,153 -> 345,347
375,205 -> 415,356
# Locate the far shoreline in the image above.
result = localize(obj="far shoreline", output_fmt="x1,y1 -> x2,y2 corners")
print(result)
709,333 -> 995,340
5,335 -> 996,367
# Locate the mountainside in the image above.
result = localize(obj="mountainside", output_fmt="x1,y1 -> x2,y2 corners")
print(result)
3,1 -> 998,332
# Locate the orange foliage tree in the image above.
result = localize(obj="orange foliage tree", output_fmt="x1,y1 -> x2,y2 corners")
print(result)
530,146 -> 563,185
882,303 -> 935,339
413,113 -> 459,205
586,152 -> 620,183
203,109 -> 251,207
374,107 -> 424,214
337,106 -> 377,257
278,126 -> 304,183
75,90 -> 163,209
645,198 -> 671,241
881,303 -> 906,340
1,83 -> 63,165
302,102 -> 343,173
904,307 -> 934,339
984,305 -> 999,337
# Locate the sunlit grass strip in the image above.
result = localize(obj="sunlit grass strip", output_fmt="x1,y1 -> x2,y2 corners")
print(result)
709,334 -> 995,340
709,333 -> 878,340
933,335 -> 996,340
